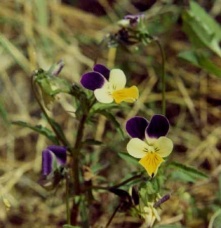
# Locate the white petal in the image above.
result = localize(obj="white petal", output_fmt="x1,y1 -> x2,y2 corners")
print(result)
109,69 -> 126,89
154,136 -> 173,157
126,138 -> 148,158
94,88 -> 113,103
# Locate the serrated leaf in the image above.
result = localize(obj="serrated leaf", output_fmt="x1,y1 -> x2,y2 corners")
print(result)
118,152 -> 138,166
178,50 -> 221,77
12,121 -> 58,144
182,1 -> 221,57
169,161 -> 208,182
97,110 -> 125,139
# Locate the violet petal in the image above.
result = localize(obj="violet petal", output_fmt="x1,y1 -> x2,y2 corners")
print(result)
93,64 -> 110,80
146,114 -> 169,138
47,145 -> 67,165
42,149 -> 53,176
80,72 -> 106,91
126,116 -> 149,139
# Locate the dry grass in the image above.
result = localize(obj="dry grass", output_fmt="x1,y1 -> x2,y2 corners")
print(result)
0,0 -> 221,227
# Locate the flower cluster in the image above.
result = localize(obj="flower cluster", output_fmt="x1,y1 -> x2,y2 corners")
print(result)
80,64 -> 139,104
126,115 -> 173,177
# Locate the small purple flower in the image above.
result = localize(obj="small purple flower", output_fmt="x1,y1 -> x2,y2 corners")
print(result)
126,115 -> 173,177
42,145 -> 67,176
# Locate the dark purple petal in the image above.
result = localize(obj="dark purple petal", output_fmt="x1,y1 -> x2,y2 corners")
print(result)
42,150 -> 53,176
47,145 -> 67,165
146,115 -> 169,138
126,116 -> 149,139
93,64 -> 110,80
80,72 -> 106,91
124,15 -> 139,26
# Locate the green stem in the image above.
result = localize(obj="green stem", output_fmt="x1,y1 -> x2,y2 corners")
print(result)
72,114 -> 87,194
65,174 -> 71,224
154,38 -> 166,115
111,173 -> 144,189
31,76 -> 70,147
105,203 -> 122,228
90,173 -> 144,192
70,99 -> 96,225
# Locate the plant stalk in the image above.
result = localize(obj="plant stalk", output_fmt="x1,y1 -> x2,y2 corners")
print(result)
154,38 -> 166,115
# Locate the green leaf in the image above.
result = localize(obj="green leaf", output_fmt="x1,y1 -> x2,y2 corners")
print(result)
169,161 -> 208,183
212,209 -> 221,228
182,1 -> 221,57
48,117 -> 69,146
118,152 -> 138,166
178,50 -> 221,77
63,225 -> 80,228
82,139 -> 103,146
12,121 -> 58,144
217,173 -> 221,203
91,103 -> 119,113
0,99 -> 9,125
97,110 -> 125,139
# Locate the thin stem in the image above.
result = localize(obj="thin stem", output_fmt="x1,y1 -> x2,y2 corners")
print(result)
107,47 -> 117,68
72,114 -> 87,194
65,174 -> 71,224
70,99 -> 96,225
105,203 -> 122,228
154,38 -> 166,115
88,173 -> 144,192
111,173 -> 144,189
31,75 -> 70,147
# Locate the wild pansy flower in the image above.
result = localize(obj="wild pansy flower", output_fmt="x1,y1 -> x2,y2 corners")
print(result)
126,115 -> 173,177
80,64 -> 139,104
118,14 -> 142,28
42,145 -> 67,176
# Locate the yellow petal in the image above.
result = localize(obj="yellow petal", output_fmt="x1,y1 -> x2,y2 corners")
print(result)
154,136 -> 173,157
112,86 -> 139,104
139,153 -> 164,177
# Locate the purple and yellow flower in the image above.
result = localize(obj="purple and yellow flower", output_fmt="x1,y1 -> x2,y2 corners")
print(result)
42,145 -> 67,176
126,115 -> 173,177
80,64 -> 139,104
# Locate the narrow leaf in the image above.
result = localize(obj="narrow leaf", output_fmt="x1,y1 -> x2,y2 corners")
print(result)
182,1 -> 221,57
12,121 -> 58,144
82,139 -> 103,146
97,110 -> 125,139
118,152 -> 138,166
0,99 -> 9,125
169,161 -> 208,182
178,50 -> 221,77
